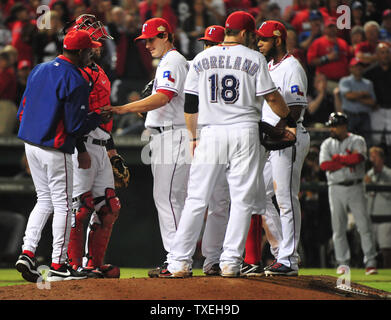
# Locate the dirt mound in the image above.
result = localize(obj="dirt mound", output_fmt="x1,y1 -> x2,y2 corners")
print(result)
1,275 -> 390,300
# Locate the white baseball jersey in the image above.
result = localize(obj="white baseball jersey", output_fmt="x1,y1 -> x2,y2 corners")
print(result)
185,44 -> 276,125
145,49 -> 189,127
319,133 -> 367,185
262,54 -> 308,125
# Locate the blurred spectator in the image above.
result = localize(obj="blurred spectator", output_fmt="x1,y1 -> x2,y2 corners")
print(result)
286,28 -> 307,70
291,0 -> 327,35
7,3 -> 37,65
298,9 -> 323,51
349,25 -> 365,57
307,17 -> 349,89
304,72 -> 336,127
114,91 -> 145,136
182,0 -> 211,60
223,0 -> 252,16
108,9 -> 153,105
0,21 -> 12,51
203,0 -> 226,26
282,0 -> 308,24
365,1 -> 382,24
33,10 -> 63,63
380,9 -> 391,43
265,2 -> 282,21
365,146 -> 391,268
51,0 -> 72,27
338,58 -> 376,144
139,0 -> 178,32
351,1 -> 365,28
0,50 -> 17,136
364,42 -> 391,147
15,60 -> 32,108
355,21 -> 380,67
2,44 -> 18,68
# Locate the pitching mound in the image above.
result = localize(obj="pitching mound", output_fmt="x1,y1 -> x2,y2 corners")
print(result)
1,275 -> 390,300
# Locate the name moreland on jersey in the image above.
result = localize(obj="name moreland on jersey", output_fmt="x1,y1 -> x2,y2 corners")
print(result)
185,44 -> 276,126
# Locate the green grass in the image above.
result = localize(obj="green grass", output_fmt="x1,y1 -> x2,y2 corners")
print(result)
2,268 -> 391,293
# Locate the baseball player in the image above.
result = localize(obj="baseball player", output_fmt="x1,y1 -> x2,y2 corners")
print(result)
192,25 -> 230,276
242,20 -> 310,277
163,11 -> 295,278
65,15 -> 127,278
106,18 -> 190,277
15,29 -> 110,282
319,112 -> 378,275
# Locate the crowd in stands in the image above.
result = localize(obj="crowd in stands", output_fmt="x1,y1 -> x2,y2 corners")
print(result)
0,0 -> 391,141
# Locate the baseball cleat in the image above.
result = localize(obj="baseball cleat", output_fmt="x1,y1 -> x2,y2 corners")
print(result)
220,265 -> 240,278
46,264 -> 88,282
78,266 -> 104,278
263,259 -> 277,271
365,267 -> 378,275
15,254 -> 41,283
240,262 -> 264,277
204,263 -> 221,276
148,262 -> 168,278
264,261 -> 298,276
158,268 -> 192,278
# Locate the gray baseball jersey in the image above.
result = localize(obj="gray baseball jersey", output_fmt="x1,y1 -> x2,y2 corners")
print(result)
319,133 -> 367,185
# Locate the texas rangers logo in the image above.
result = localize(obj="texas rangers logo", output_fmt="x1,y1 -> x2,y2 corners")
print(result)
163,71 -> 175,83
142,23 -> 147,32
208,27 -> 216,35
291,85 -> 304,96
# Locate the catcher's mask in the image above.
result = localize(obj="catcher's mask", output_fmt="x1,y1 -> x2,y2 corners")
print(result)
63,14 -> 113,41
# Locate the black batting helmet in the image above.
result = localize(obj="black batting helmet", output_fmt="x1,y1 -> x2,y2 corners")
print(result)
325,112 -> 348,127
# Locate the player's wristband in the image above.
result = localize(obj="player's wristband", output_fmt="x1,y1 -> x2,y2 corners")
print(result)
283,112 -> 297,128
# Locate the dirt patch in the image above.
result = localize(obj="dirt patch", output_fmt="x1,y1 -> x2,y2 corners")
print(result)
1,275 -> 390,300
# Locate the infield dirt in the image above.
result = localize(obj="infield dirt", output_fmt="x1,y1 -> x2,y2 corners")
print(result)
0,275 -> 390,300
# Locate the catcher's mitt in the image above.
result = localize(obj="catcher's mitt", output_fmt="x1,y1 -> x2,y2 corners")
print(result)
110,155 -> 130,188
259,119 -> 296,151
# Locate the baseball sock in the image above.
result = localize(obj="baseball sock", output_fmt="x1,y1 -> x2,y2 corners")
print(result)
23,250 -> 35,258
244,215 -> 262,265
51,263 -> 63,270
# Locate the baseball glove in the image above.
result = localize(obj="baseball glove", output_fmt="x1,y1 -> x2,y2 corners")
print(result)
259,119 -> 296,151
110,155 -> 130,188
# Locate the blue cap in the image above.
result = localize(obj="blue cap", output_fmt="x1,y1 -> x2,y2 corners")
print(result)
309,10 -> 322,21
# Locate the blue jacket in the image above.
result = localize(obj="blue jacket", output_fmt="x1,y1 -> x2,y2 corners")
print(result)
17,56 -> 101,154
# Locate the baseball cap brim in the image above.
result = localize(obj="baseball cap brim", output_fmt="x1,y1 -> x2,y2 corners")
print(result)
198,36 -> 217,42
135,32 -> 160,41
90,40 -> 102,48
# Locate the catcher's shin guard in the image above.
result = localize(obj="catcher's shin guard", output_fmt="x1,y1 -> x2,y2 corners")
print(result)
68,191 -> 95,268
86,188 -> 120,268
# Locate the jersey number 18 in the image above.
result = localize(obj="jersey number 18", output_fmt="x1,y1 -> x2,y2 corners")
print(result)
208,74 -> 240,104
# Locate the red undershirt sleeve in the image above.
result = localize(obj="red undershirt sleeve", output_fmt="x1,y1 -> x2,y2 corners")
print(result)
156,89 -> 176,102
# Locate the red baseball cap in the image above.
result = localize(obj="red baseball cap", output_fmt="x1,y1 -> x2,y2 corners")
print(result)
63,29 -> 102,50
257,20 -> 287,40
135,18 -> 172,41
325,17 -> 337,27
225,11 -> 256,33
198,25 -> 225,43
18,60 -> 31,70
349,57 -> 363,67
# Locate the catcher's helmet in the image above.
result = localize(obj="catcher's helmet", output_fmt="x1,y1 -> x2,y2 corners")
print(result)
325,112 -> 348,127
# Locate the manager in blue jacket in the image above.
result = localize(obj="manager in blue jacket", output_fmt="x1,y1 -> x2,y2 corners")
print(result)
15,29 -> 112,283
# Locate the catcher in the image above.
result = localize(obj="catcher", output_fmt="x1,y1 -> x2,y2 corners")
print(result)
66,15 -> 130,278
